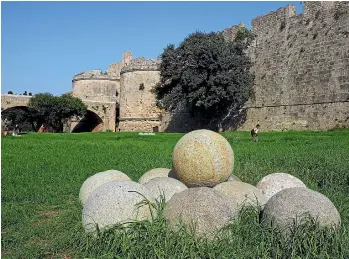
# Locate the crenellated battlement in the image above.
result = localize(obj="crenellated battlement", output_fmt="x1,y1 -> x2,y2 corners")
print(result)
72,70 -> 120,82
250,2 -> 349,37
250,4 -> 296,40
120,57 -> 160,74
221,23 -> 246,42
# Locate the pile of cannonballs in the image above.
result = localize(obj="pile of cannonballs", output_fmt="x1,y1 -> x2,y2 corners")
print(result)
80,129 -> 341,238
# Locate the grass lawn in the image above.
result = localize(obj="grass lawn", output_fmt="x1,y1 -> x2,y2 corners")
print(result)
1,130 -> 349,258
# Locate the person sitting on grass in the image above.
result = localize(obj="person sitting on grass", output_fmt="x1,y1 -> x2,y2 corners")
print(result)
251,124 -> 260,143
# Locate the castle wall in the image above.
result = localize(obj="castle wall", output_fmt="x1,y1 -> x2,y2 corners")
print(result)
109,62 -> 123,76
1,94 -> 31,111
239,1 -> 349,130
75,100 -> 118,132
72,70 -> 120,103
64,2 -> 348,133
71,70 -> 120,132
118,59 -> 162,132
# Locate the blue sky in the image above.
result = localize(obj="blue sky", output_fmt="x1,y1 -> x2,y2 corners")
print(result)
1,1 -> 303,96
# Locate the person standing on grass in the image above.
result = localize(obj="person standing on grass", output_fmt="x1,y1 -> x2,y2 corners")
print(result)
251,124 -> 260,143
13,124 -> 20,136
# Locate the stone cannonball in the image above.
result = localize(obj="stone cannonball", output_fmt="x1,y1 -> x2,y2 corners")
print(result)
82,180 -> 156,233
172,129 -> 234,187
79,170 -> 132,205
261,187 -> 341,230
214,181 -> 267,210
163,187 -> 236,239
138,168 -> 172,184
143,177 -> 188,202
256,173 -> 306,202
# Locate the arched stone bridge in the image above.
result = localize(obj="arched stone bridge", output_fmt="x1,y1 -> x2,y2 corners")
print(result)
1,94 -> 118,132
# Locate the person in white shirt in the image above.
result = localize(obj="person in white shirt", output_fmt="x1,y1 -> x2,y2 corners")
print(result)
251,124 -> 260,142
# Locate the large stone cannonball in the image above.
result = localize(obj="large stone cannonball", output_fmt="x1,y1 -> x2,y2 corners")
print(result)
79,170 -> 132,205
143,177 -> 188,202
163,187 -> 236,239
172,129 -> 234,187
82,180 -> 156,233
261,187 -> 341,230
214,181 -> 267,211
256,173 -> 306,202
138,168 -> 171,184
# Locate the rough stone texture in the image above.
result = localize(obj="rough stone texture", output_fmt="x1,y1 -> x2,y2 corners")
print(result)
119,120 -> 162,133
163,187 -> 235,239
261,187 -> 341,229
172,130 -> 234,187
71,70 -> 120,132
1,94 -> 31,111
71,99 -> 118,132
214,182 -> 267,210
79,170 -> 132,205
138,168 -> 172,184
119,69 -> 162,132
72,74 -> 120,104
237,1 -> 349,131
227,174 -> 242,182
120,57 -> 160,74
256,173 -> 306,202
82,180 -> 155,233
239,102 -> 349,131
143,177 -> 188,202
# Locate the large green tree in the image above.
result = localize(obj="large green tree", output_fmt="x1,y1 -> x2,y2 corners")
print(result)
1,107 -> 33,132
154,28 -> 255,130
27,93 -> 87,132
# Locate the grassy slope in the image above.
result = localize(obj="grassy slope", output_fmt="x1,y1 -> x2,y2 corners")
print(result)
1,130 -> 349,258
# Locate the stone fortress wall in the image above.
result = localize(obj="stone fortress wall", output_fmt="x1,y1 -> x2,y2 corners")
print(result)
71,69 -> 120,132
71,52 -> 162,132
237,1 -> 349,130
118,58 -> 162,132
67,1 -> 348,132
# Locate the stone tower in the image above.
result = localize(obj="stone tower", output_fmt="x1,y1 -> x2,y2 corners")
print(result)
118,57 -> 162,132
71,70 -> 120,132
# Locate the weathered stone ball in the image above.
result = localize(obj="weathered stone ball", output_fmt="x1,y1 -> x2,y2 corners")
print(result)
227,174 -> 242,182
82,180 -> 156,233
79,170 -> 131,205
143,177 -> 188,202
138,168 -> 171,184
261,187 -> 341,230
214,181 -> 267,210
256,173 -> 306,202
172,129 -> 234,187
163,187 -> 236,239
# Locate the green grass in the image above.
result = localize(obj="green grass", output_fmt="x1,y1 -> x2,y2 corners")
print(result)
1,130 -> 349,258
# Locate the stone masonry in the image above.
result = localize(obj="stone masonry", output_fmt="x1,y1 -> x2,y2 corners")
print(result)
71,54 -> 162,132
236,1 -> 349,130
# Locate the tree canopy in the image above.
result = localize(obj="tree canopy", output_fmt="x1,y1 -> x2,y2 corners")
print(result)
154,28 -> 255,130
27,93 -> 87,132
2,93 -> 87,132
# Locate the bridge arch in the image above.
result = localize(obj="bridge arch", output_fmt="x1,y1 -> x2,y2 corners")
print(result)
71,110 -> 104,133
1,94 -> 31,110
1,94 -> 117,132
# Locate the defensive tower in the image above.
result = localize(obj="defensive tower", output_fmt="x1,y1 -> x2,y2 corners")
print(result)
118,57 -> 162,132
